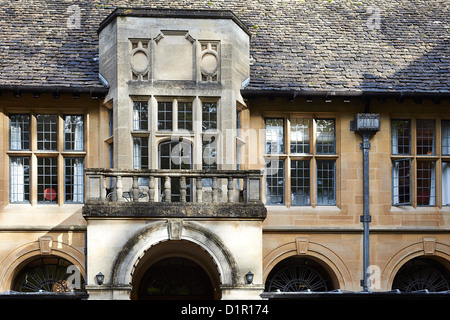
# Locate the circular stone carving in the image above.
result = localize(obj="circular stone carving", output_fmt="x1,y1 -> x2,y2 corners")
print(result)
200,52 -> 218,75
131,50 -> 149,74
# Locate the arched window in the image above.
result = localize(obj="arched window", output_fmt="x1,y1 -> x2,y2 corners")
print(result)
392,257 -> 450,292
265,257 -> 334,292
13,257 -> 84,293
159,140 -> 192,202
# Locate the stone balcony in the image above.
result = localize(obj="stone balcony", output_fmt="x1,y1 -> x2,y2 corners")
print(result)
82,169 -> 266,220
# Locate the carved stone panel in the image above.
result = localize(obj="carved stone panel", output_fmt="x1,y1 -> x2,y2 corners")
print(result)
154,31 -> 195,81
130,40 -> 150,81
199,41 -> 220,82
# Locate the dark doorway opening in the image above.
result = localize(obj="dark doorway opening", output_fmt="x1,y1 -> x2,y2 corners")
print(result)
137,257 -> 214,300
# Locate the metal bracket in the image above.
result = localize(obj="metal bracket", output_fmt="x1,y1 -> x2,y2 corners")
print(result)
360,141 -> 371,150
360,215 -> 372,223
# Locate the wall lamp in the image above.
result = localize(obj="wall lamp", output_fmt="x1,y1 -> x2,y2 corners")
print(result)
245,271 -> 254,284
96,272 -> 105,285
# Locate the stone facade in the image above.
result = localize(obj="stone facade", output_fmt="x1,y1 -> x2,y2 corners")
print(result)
0,2 -> 449,301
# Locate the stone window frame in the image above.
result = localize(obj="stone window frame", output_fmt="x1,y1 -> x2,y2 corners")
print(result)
263,112 -> 340,208
7,111 -> 86,205
391,117 -> 450,208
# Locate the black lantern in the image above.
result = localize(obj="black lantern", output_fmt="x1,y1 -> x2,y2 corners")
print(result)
96,272 -> 105,285
245,271 -> 254,284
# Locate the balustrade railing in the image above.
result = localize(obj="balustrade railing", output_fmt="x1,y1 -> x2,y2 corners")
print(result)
85,168 -> 263,204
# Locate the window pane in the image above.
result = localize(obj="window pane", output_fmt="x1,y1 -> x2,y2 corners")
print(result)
443,162 -> 450,206
65,158 -> 84,203
416,119 -> 435,155
202,102 -> 217,131
265,118 -> 284,154
159,141 -> 192,202
64,115 -> 84,151
37,114 -> 58,150
133,101 -> 148,131
133,137 -> 149,170
158,101 -> 172,131
316,160 -> 336,205
316,119 -> 335,154
202,136 -> 217,171
178,102 -> 193,131
202,136 -> 217,187
10,157 -> 30,203
9,114 -> 30,150
290,118 -> 310,154
37,157 -> 58,203
291,160 -> 310,206
392,120 -> 410,155
392,159 -> 411,205
417,161 -> 436,206
443,121 -> 450,155
265,159 -> 284,205
134,137 -> 149,186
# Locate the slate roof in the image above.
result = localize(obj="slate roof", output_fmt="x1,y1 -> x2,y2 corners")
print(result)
0,0 -> 448,95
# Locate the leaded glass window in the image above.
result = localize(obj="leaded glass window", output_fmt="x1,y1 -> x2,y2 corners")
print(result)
10,157 -> 30,203
178,101 -> 193,132
9,114 -> 30,150
416,119 -> 435,156
291,160 -> 310,206
65,158 -> 84,203
392,159 -> 411,205
37,157 -> 58,203
265,118 -> 284,154
133,101 -> 148,131
202,102 -> 217,131
290,118 -> 310,154
265,159 -> 284,205
64,115 -> 84,151
416,161 -> 436,206
316,119 -> 335,154
392,120 -> 411,155
316,160 -> 336,205
37,114 -> 58,150
158,101 -> 172,131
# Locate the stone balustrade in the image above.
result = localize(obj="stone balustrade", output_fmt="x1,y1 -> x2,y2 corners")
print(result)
83,168 -> 266,219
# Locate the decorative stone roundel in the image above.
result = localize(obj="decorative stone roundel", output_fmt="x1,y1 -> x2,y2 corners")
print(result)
200,52 -> 218,76
131,49 -> 149,75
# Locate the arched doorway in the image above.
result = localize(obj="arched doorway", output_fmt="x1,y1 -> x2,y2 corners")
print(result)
12,256 -> 85,293
265,257 -> 335,292
130,240 -> 222,300
392,257 -> 450,292
137,257 -> 214,300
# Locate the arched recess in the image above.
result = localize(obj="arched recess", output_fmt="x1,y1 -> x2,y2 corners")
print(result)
111,220 -> 239,293
383,239 -> 450,290
130,240 -> 221,300
263,240 -> 353,291
0,240 -> 85,292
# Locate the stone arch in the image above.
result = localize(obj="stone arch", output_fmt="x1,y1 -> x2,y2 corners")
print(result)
0,239 -> 85,292
382,239 -> 450,290
111,220 -> 239,290
263,239 -> 353,291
